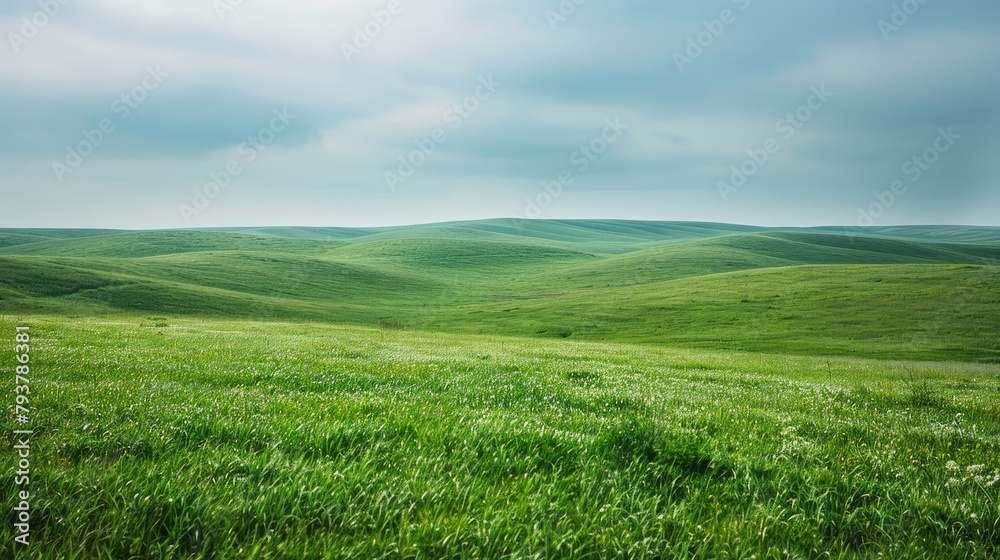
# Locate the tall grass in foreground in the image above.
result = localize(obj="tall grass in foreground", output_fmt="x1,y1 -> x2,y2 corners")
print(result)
2,316 -> 998,558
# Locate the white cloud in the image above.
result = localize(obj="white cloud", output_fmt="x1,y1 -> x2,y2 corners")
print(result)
777,30 -> 1000,102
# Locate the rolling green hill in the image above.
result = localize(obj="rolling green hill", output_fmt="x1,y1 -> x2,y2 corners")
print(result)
2,220 -> 999,557
338,219 -> 767,254
449,264 -> 1000,361
535,232 -> 1000,289
5,221 -> 997,254
0,230 -> 344,258
327,238 -> 595,270
6,315 -> 999,558
0,229 -> 125,249
0,220 -> 997,361
0,228 -> 124,239
806,225 -> 1000,246
0,232 -> 52,249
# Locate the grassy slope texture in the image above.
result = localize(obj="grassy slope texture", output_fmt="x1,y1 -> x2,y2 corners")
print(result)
0,220 -> 999,558
1,220 -> 998,361
0,318 -> 997,558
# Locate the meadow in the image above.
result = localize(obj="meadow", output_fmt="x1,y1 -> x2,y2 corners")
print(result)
1,222 -> 998,362
1,220 -> 999,558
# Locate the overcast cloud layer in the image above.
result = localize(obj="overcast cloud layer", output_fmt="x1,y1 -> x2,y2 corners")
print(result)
1,0 -> 998,228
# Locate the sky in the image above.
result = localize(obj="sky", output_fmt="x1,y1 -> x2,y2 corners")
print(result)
1,0 -> 998,229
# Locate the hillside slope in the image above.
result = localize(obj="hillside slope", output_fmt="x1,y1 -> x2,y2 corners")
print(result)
1,222 -> 998,361
534,233 -> 999,289
0,231 -> 343,258
443,264 -> 1000,361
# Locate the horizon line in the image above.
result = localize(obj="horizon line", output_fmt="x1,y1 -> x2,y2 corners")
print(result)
3,218 -> 1000,233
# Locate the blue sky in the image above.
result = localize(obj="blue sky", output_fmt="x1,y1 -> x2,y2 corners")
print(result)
1,0 -> 998,228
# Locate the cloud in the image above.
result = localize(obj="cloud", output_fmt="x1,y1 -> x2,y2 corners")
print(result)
0,0 -> 997,227
777,30 -> 1000,104
0,85 -> 330,159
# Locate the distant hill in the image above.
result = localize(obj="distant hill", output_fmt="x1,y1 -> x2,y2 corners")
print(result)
0,231 -> 343,258
1,220 -> 997,361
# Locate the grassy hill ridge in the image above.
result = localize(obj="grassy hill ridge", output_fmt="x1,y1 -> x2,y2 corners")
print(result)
3,220 -> 999,257
0,231 -> 345,258
1,223 -> 997,361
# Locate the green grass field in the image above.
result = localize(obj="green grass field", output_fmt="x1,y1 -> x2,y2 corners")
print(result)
1,220 -> 999,558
